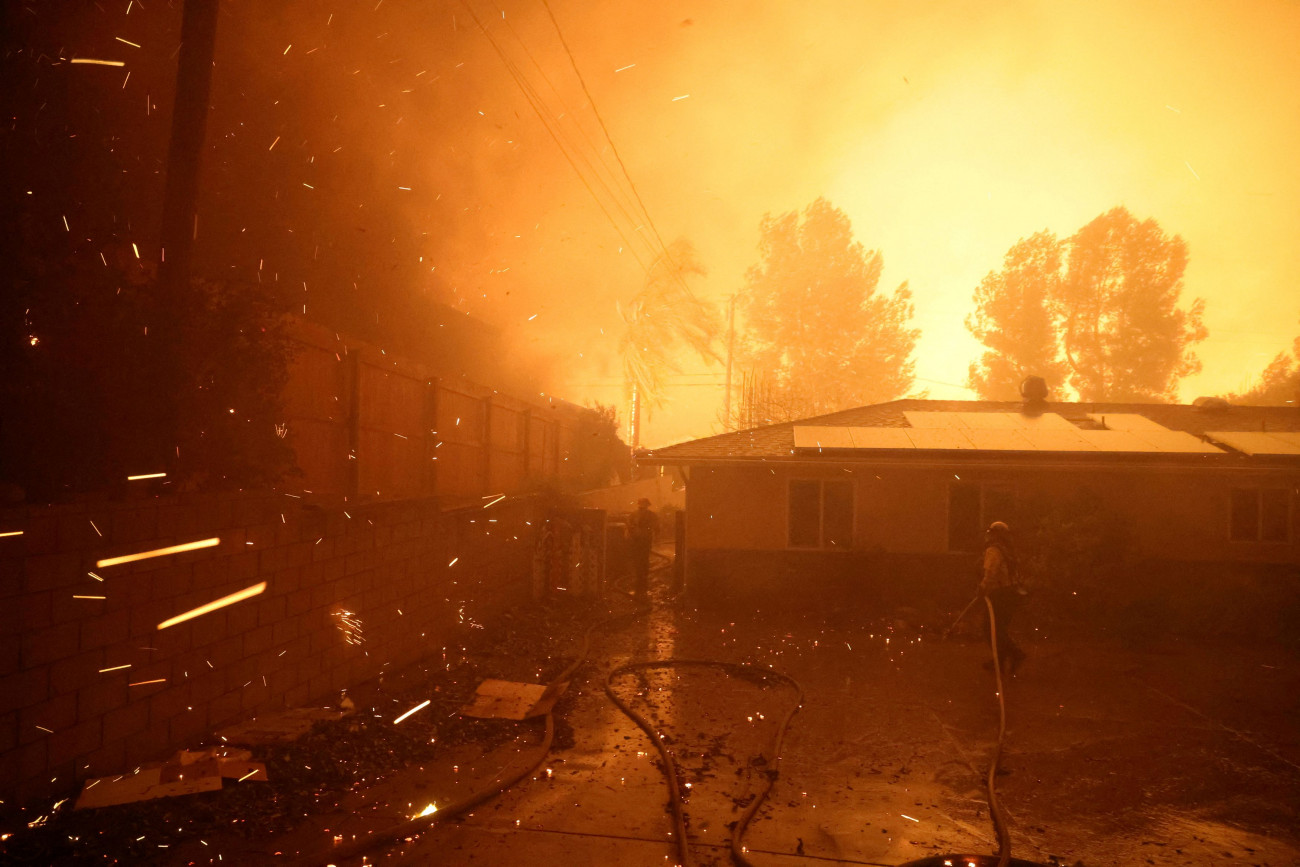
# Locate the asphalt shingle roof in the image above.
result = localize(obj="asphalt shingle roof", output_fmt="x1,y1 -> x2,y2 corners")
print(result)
643,399 -> 1300,463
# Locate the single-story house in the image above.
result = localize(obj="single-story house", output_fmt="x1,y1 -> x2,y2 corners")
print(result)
643,398 -> 1300,617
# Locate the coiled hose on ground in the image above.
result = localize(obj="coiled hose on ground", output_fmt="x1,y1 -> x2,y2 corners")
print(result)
301,585 -> 1011,867
603,659 -> 804,867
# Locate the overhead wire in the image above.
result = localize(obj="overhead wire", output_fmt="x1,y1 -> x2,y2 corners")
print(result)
538,0 -> 675,264
457,0 -> 656,275
496,8 -> 653,253
538,0 -> 719,313
473,0 -> 710,304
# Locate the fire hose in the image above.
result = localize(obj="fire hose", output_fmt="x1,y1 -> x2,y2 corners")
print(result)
303,587 -> 1016,867
603,659 -> 804,867
984,595 -> 1013,867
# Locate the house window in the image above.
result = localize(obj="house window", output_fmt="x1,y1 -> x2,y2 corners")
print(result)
788,479 -> 853,549
948,481 -> 1015,552
1230,488 -> 1291,542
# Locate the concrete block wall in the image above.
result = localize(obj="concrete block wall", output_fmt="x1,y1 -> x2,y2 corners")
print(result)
0,491 -> 541,805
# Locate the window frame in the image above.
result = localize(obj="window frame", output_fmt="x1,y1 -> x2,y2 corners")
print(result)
947,480 -> 1016,553
786,477 -> 855,550
1229,487 -> 1293,544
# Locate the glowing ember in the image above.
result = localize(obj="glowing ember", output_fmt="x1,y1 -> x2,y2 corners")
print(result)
389,699 -> 431,725
156,581 -> 267,629
332,609 -> 365,645
97,537 -> 220,568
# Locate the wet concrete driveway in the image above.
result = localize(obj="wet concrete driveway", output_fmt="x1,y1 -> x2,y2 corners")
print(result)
216,577 -> 1300,867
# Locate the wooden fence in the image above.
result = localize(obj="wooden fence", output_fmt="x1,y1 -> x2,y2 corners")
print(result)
282,320 -> 595,503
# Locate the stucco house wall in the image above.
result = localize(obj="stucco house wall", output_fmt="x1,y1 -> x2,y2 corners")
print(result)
682,461 -> 1299,606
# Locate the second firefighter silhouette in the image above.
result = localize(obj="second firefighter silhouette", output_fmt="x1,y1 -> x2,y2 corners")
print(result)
627,498 -> 658,610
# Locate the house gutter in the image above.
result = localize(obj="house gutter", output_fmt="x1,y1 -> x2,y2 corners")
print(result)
639,454 -> 1300,474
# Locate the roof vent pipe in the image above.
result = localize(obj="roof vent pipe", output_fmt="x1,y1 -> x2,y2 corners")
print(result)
1019,375 -> 1049,413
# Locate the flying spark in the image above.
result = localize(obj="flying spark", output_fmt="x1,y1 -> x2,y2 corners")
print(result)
0,530 -> 23,538
128,678 -> 166,687
115,37 -> 141,48
392,699 -> 431,724
97,537 -> 220,568
71,58 -> 126,66
126,472 -> 167,480
157,582 -> 267,629
99,664 -> 132,673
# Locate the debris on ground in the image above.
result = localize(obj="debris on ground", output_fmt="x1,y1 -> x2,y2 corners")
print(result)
460,678 -> 570,720
215,708 -> 351,746
74,747 -> 268,811
0,596 -> 607,865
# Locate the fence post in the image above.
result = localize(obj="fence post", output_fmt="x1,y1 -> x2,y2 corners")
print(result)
673,509 -> 686,595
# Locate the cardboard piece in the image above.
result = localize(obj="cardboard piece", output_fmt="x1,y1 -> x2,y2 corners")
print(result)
215,707 -> 348,745
460,678 -> 569,721
75,747 -> 267,810
75,768 -> 223,810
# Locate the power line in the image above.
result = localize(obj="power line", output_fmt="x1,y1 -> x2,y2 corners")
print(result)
539,0 -> 673,262
497,11 -> 653,260
458,0 -> 654,274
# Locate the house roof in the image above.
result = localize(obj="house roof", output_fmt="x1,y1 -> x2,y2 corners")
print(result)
643,399 -> 1300,464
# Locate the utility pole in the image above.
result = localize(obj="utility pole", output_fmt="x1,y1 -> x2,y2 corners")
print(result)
723,294 -> 736,430
157,0 -> 220,472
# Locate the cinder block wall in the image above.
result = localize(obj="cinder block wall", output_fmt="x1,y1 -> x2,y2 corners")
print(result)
0,491 -> 540,805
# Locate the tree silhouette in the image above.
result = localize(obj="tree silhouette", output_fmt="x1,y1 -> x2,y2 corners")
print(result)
1232,326 -> 1300,405
965,207 -> 1206,403
738,198 -> 917,421
618,239 -> 721,448
1059,207 -> 1206,402
966,231 -> 1068,399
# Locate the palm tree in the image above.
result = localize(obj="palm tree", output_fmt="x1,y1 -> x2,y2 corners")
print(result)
618,239 -> 721,449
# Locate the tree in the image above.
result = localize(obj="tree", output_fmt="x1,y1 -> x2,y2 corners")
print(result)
1059,207 -> 1206,402
738,198 -> 917,421
966,231 -> 1068,400
618,239 -> 721,448
1232,327 -> 1300,405
965,207 -> 1206,403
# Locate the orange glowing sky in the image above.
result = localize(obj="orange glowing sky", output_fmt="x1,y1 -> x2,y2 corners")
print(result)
432,0 -> 1300,447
